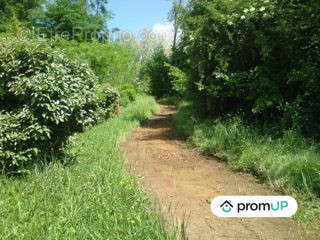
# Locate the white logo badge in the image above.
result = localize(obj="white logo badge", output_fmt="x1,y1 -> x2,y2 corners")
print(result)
211,196 -> 298,218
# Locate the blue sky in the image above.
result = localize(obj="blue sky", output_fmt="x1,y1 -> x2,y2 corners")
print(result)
107,0 -> 172,33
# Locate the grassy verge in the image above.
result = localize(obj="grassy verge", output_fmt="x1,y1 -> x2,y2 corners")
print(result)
0,96 -> 178,240
174,102 -> 320,230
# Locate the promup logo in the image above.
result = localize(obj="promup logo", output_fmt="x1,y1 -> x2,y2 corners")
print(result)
220,200 -> 233,213
211,196 -> 298,217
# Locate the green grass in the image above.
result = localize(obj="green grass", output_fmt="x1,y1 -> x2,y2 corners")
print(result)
174,102 -> 320,230
0,96 -> 179,240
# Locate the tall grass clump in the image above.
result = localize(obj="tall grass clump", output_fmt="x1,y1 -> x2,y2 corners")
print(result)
0,96 -> 182,240
174,102 -> 320,228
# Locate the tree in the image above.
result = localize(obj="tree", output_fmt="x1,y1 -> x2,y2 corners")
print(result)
168,0 -> 184,50
0,0 -> 44,31
175,0 -> 320,138
89,0 -> 109,16
144,46 -> 172,98
38,0 -> 111,41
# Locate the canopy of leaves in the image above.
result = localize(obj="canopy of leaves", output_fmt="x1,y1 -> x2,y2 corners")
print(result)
37,0 -> 111,41
143,46 -> 172,98
0,0 -> 111,41
0,0 -> 44,31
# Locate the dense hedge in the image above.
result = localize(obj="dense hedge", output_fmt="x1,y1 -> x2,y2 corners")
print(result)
0,36 -> 118,172
55,40 -> 138,85
177,0 -> 320,138
142,46 -> 172,98
55,39 -> 140,106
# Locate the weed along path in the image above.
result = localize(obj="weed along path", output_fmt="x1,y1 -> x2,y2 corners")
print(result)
121,105 -> 312,240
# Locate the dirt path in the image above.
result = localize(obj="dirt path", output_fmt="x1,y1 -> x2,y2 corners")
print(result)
121,105 -> 314,240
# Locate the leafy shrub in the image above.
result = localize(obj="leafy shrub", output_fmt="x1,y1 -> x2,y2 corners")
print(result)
142,46 -> 172,98
118,83 -> 137,107
0,36 -> 117,172
0,109 -> 47,172
178,0 -> 320,138
165,63 -> 188,97
95,84 -> 120,118
55,39 -> 139,87
55,39 -> 140,108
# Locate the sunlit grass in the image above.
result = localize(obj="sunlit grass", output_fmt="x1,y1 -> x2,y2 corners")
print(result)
0,96 -> 181,240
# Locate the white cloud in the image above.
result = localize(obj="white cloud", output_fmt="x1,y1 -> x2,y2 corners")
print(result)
152,23 -> 175,35
152,23 -> 174,45
151,23 -> 182,51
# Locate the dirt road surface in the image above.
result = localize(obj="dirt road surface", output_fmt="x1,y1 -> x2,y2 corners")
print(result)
121,105 -> 315,240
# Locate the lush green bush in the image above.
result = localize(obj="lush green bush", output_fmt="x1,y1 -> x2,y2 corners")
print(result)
165,63 -> 188,97
118,83 -> 137,107
142,46 -> 172,98
0,110 -> 47,172
177,0 -> 320,138
55,39 -> 139,87
55,39 -> 140,106
0,36 -> 117,171
94,84 -> 120,118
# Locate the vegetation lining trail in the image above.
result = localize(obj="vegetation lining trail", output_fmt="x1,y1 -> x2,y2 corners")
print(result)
0,97 -> 175,240
121,104 -> 315,240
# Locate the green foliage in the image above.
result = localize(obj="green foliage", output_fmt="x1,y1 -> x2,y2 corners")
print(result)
0,0 -> 44,30
118,84 -> 137,107
176,0 -> 320,138
169,0 -> 320,228
36,0 -> 110,41
88,0 -> 109,16
143,46 -> 172,98
0,0 -> 111,40
165,63 -> 188,97
0,36 -> 117,171
95,84 -> 120,116
55,39 -> 140,106
0,110 -> 46,172
55,39 -> 139,87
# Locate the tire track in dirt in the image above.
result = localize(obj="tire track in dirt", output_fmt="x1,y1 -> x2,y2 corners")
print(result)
121,104 -> 315,240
